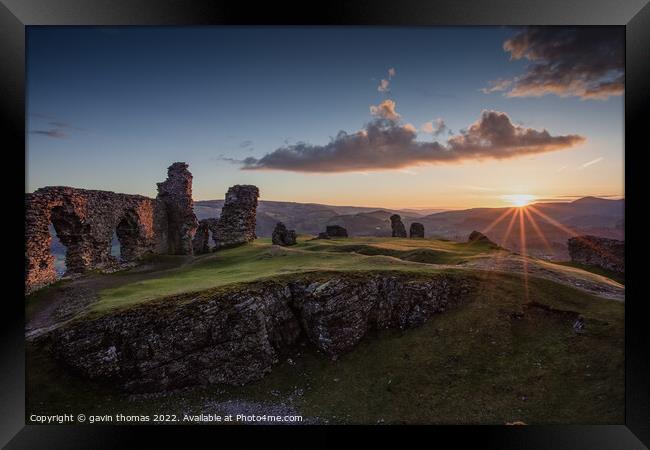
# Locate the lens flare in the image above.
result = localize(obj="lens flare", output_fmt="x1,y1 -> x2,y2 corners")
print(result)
502,194 -> 536,207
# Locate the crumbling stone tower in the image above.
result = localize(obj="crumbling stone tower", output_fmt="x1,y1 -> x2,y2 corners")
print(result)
214,185 -> 259,249
156,162 -> 198,255
390,214 -> 407,238
409,222 -> 425,238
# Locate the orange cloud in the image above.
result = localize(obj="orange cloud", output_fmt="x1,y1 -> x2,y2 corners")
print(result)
369,99 -> 400,121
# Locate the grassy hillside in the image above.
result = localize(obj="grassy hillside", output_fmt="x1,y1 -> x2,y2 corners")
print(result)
27,269 -> 624,424
94,237 -> 501,314
556,261 -> 625,285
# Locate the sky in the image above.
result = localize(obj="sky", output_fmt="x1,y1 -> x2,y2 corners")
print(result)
26,26 -> 624,209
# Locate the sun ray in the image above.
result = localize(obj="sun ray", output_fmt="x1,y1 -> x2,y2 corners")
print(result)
482,207 -> 515,235
499,208 -> 519,248
527,205 -> 619,261
518,208 -> 530,302
527,205 -> 575,237
523,207 -> 554,256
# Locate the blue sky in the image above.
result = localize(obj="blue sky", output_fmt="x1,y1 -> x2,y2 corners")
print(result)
26,26 -> 624,208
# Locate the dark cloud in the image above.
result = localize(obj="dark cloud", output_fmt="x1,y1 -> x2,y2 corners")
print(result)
446,110 -> 584,158
237,110 -> 584,173
485,27 -> 623,100
30,113 -> 83,138
30,129 -> 69,139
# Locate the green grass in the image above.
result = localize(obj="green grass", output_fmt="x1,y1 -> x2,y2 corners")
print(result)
26,236 -> 623,424
296,236 -> 500,264
26,271 -> 623,424
555,261 -> 625,285
226,273 -> 623,424
94,237 -> 502,314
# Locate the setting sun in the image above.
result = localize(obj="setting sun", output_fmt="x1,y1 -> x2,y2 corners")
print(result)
502,194 -> 536,207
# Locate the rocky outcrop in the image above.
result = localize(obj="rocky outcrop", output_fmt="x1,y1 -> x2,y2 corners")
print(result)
272,222 -> 297,246
409,222 -> 425,238
316,225 -> 348,239
568,235 -> 624,273
468,230 -> 496,246
325,225 -> 348,238
156,162 -> 198,255
192,218 -> 219,254
25,187 -> 168,293
43,271 -> 477,393
215,185 -> 259,249
390,214 -> 407,238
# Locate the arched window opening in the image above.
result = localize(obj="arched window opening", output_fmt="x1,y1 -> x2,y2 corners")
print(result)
49,205 -> 84,276
115,210 -> 141,262
48,224 -> 66,277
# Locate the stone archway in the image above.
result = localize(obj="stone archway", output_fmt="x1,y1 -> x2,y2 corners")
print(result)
115,209 -> 144,262
50,204 -> 87,275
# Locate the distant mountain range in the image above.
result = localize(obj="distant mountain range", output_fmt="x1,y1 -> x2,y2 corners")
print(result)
415,196 -> 624,259
195,200 -> 442,239
195,196 -> 624,260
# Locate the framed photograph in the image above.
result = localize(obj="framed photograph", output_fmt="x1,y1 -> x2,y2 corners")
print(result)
2,0 -> 649,447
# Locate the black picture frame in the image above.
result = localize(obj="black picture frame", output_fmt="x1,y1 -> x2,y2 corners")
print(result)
2,0 -> 648,447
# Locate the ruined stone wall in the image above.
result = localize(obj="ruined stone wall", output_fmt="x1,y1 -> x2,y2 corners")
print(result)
25,163 -> 260,292
390,214 -> 407,238
214,185 -> 259,249
272,222 -> 296,246
156,162 -> 198,255
409,222 -> 424,238
568,235 -> 624,274
192,218 -> 218,254
25,187 -> 168,293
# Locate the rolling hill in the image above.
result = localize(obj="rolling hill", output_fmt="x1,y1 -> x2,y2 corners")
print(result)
194,197 -> 624,260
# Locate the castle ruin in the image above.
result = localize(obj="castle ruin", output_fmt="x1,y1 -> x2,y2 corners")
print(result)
25,162 -> 259,294
568,235 -> 624,274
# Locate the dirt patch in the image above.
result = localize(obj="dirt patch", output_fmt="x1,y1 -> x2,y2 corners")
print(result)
463,254 -> 624,301
25,256 -> 192,337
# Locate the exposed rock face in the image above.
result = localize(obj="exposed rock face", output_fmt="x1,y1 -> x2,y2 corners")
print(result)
25,187 -> 168,293
409,222 -> 425,238
156,162 -> 198,255
43,271 -> 477,393
390,214 -> 407,238
468,230 -> 496,246
215,185 -> 259,249
272,222 -> 297,246
568,235 -> 624,274
325,225 -> 348,238
192,218 -> 219,254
